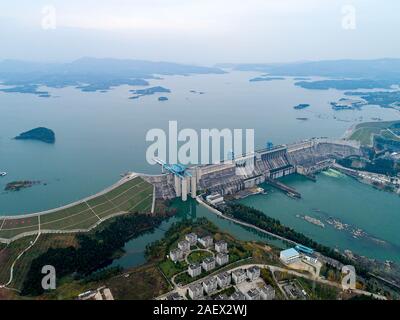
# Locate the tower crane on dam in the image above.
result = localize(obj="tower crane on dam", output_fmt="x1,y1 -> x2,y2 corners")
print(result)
153,158 -> 197,202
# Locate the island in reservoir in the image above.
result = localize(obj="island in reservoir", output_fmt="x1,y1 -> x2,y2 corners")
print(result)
294,103 -> 310,110
129,86 -> 171,99
14,127 -> 56,144
330,98 -> 366,111
249,76 -> 285,82
0,84 -> 50,97
5,180 -> 42,192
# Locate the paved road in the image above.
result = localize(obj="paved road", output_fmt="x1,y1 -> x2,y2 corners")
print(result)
159,258 -> 252,299
158,263 -> 387,300
0,217 -> 42,289
266,264 -> 386,300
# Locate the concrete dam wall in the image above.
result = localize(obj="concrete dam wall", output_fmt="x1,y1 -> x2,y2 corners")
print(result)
146,138 -> 362,200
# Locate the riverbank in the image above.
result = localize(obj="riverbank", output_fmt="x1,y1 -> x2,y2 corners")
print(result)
238,173 -> 400,264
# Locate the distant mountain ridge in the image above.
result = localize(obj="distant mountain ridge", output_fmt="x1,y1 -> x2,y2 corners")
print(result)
0,57 -> 225,76
0,58 -> 225,93
217,58 -> 400,79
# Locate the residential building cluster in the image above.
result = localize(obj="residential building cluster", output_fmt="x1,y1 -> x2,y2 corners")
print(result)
167,233 -> 277,301
187,271 -> 232,299
169,233 -> 230,279
187,266 -> 275,301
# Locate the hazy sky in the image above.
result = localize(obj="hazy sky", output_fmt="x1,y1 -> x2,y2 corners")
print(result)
0,0 -> 399,65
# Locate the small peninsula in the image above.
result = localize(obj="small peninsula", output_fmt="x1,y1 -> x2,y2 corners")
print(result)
14,127 -> 56,144
344,91 -> 400,109
0,84 -> 50,97
294,79 -> 396,90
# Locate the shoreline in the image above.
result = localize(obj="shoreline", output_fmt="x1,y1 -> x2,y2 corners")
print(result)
196,196 -> 297,246
0,173 -> 139,220
0,173 -> 155,244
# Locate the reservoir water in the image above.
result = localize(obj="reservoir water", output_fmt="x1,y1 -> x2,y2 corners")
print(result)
112,199 -> 291,269
1,71 -> 399,214
239,171 -> 400,263
1,71 -> 400,266
112,170 -> 400,269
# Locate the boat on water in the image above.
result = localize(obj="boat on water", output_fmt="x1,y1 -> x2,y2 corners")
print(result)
0,172 -> 7,177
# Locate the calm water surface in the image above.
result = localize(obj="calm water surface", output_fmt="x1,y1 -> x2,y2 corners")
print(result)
1,72 -> 398,214
1,71 -> 400,267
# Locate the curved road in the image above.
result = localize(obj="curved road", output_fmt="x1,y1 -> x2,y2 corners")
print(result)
159,263 -> 387,300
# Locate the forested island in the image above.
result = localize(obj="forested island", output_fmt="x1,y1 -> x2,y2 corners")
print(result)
294,103 -> 310,110
14,127 -> 55,144
5,180 -> 41,191
129,86 -> 171,99
249,76 -> 285,82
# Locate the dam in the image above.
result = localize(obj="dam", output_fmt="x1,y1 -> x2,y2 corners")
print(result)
144,137 -> 362,201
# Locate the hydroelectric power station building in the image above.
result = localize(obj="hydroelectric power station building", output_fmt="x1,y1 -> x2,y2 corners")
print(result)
146,138 -> 361,202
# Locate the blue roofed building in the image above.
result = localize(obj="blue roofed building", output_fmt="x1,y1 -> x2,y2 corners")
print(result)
280,248 -> 301,264
295,244 -> 314,255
